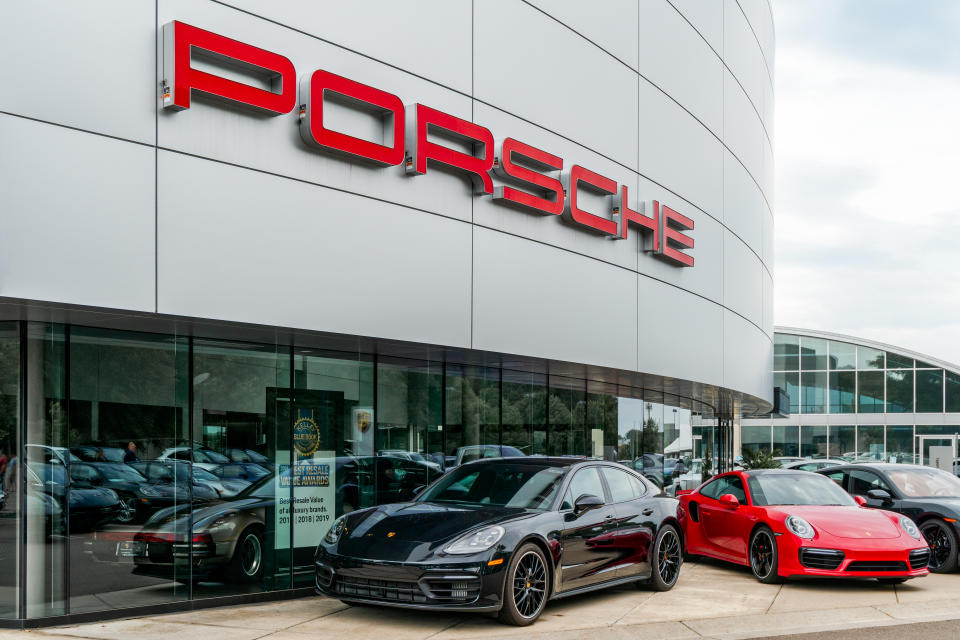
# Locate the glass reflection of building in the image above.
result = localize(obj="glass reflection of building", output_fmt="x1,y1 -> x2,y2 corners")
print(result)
0,320 -> 711,622
744,328 -> 960,469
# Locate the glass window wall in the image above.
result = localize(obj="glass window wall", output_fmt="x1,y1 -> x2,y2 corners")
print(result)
945,372 -> 960,413
774,334 -> 799,371
828,341 -> 856,370
858,347 -> 885,370
829,371 -> 856,413
800,337 -> 828,370
547,376 -> 586,458
799,425 -> 827,458
772,425 -> 799,457
886,352 -> 913,369
885,370 -> 913,413
886,425 -> 913,464
829,425 -> 856,460
0,323 -> 19,619
502,371 -> 547,457
774,371 -> 799,414
856,425 -> 884,461
741,425 -> 771,456
857,371 -> 884,413
800,372 -> 827,413
916,370 -> 944,413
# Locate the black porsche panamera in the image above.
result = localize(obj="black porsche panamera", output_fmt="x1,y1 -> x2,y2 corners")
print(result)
314,457 -> 683,625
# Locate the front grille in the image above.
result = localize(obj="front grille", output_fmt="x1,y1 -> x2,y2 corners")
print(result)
421,577 -> 482,603
799,548 -> 844,570
335,576 -> 429,604
909,548 -> 930,569
846,561 -> 908,572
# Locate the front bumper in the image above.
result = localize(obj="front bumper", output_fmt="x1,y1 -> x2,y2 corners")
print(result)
314,548 -> 504,612
779,538 -> 930,579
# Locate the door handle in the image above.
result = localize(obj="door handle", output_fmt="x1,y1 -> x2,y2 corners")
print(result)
642,508 -> 654,516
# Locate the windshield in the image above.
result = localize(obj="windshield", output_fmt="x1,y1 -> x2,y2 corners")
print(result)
419,463 -> 565,510
747,473 -> 856,506
193,467 -> 220,481
194,449 -> 230,464
886,467 -> 960,498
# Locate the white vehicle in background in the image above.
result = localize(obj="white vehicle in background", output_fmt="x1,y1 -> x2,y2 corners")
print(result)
782,458 -> 847,472
667,458 -> 704,496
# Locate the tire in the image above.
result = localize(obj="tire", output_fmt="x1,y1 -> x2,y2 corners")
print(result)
878,578 -> 906,585
920,518 -> 958,573
648,524 -> 682,591
498,543 -> 549,626
749,526 -> 782,584
228,527 -> 265,584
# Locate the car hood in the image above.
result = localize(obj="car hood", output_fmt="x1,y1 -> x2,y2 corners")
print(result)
337,501 -> 534,560
773,505 -> 902,540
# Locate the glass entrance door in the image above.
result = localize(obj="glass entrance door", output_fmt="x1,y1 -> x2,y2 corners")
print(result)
918,435 -> 957,473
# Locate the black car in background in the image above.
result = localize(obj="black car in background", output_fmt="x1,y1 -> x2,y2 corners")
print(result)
69,462 -> 155,524
819,463 -> 960,572
315,458 -> 682,625
26,462 -> 121,531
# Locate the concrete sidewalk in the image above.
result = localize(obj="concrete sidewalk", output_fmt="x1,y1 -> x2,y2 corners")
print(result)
7,559 -> 960,640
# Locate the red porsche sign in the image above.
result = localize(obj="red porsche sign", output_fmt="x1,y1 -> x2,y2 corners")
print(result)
161,21 -> 695,267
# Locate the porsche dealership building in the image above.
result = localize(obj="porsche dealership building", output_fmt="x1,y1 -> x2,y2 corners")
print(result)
0,0 -> 775,626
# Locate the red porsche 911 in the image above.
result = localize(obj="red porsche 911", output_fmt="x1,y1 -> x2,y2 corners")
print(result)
678,469 -> 930,583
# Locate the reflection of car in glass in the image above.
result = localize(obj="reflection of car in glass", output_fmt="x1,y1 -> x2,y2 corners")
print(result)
225,448 -> 273,470
454,444 -> 524,467
773,456 -> 805,465
128,461 -> 224,502
337,455 -> 440,512
131,474 -> 276,583
26,444 -> 80,465
668,459 -> 704,496
782,459 -> 846,472
157,446 -> 232,470
818,463 -> 960,573
316,458 -> 682,626
71,445 -> 128,463
27,462 -> 121,531
69,461 -> 157,524
680,469 -> 930,583
208,462 -> 271,486
378,449 -> 443,474
630,454 -> 665,487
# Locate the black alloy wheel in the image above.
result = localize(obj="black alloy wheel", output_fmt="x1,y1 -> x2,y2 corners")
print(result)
920,519 -> 958,573
498,543 -> 548,626
749,527 -> 781,583
116,495 -> 138,524
648,524 -> 682,591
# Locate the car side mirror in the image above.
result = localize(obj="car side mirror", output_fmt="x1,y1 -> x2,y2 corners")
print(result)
854,495 -> 867,507
573,494 -> 604,515
866,489 -> 892,503
719,493 -> 740,508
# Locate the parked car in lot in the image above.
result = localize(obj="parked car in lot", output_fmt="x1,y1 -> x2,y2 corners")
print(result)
378,449 -> 443,474
453,444 -> 525,467
68,461 -> 156,524
782,459 -> 847,472
315,457 -> 682,625
27,462 -> 122,532
818,463 -> 960,572
679,469 -> 930,583
224,448 -> 273,470
129,461 -> 229,500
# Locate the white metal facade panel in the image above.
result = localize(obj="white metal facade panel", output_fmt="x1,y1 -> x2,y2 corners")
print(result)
637,276 -> 724,387
724,309 -> 773,398
669,0 -> 723,55
0,115 -> 155,311
156,151 -> 473,348
638,0 -> 723,137
722,148 -> 764,255
723,69 -> 765,199
473,0 -> 640,169
723,0 -> 771,132
638,78 -> 723,219
471,227 -> 638,373
219,0 -> 473,93
524,0 -> 640,70
723,229 -> 764,327
0,0 -> 156,144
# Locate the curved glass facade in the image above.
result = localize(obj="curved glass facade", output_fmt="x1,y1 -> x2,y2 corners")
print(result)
0,320 -> 715,621
747,330 -> 960,468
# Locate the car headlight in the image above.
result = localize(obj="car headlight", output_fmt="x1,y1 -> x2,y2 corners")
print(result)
443,525 -> 505,555
139,485 -> 162,497
899,516 -> 922,540
785,515 -> 815,539
324,516 -> 346,545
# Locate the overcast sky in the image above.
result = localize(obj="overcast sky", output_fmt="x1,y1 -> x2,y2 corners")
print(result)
773,0 -> 960,364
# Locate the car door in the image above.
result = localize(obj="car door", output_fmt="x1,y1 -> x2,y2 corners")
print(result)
699,473 -> 750,561
558,466 -> 620,592
849,469 -> 900,510
600,466 -> 657,578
